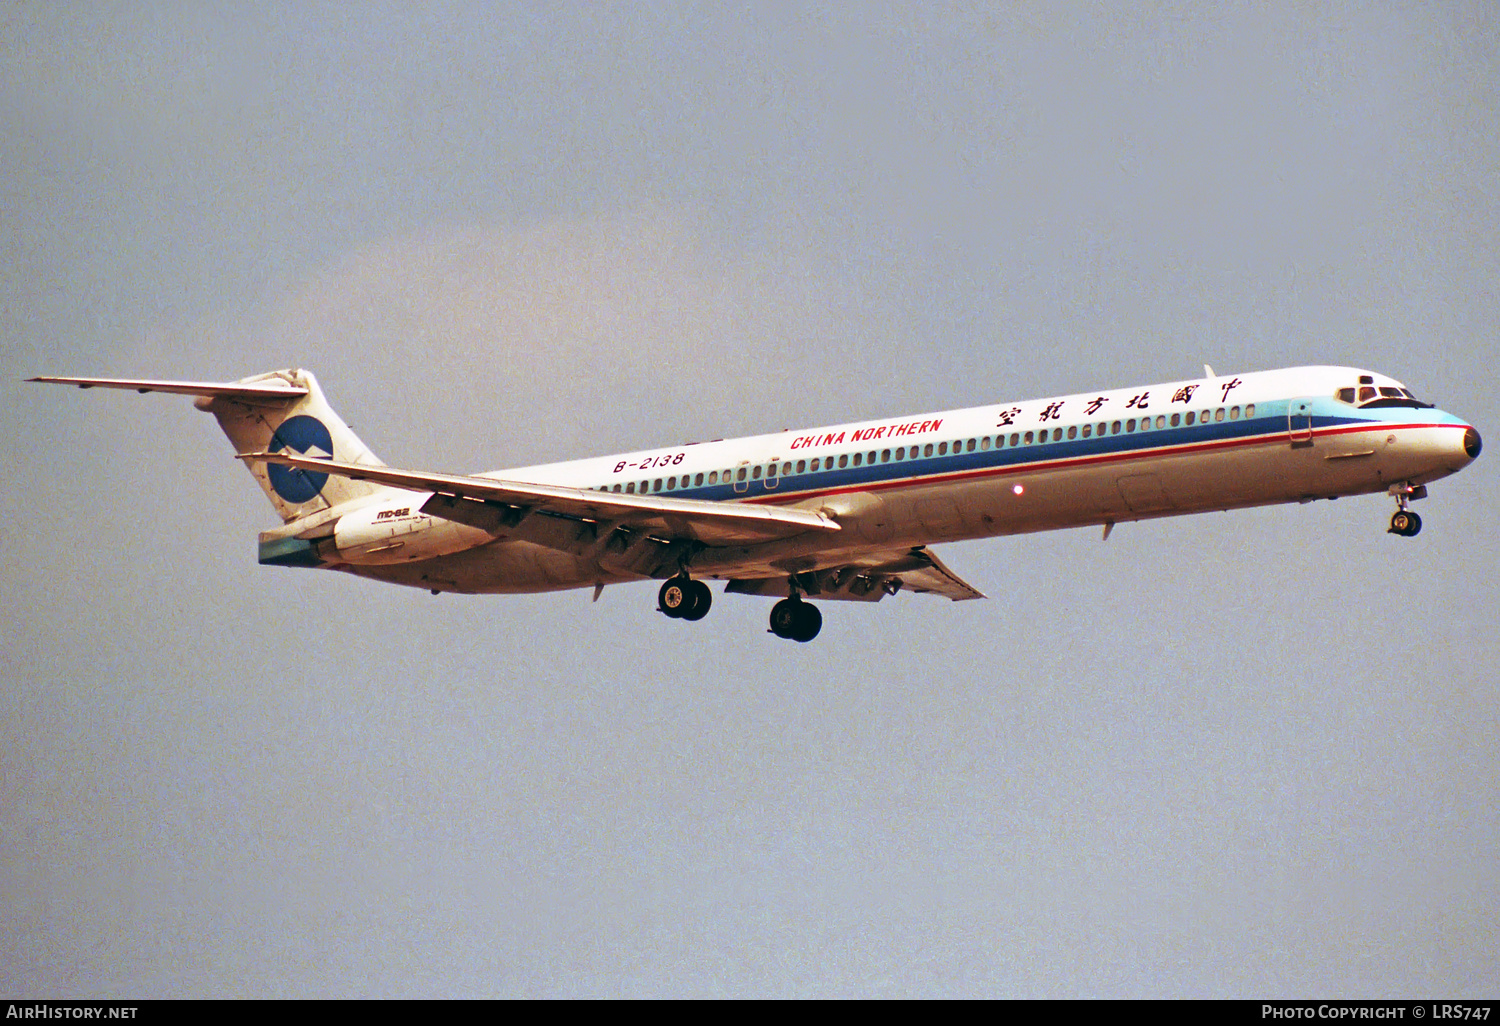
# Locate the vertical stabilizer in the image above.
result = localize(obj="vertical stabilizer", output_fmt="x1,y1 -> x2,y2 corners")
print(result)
196,369 -> 386,522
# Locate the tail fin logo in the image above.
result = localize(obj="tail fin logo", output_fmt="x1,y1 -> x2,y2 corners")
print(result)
267,415 -> 334,503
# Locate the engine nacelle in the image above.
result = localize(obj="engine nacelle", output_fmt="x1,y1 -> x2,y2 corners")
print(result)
333,494 -> 492,565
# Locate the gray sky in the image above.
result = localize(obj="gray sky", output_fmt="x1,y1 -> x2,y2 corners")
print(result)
3,2 -> 1497,997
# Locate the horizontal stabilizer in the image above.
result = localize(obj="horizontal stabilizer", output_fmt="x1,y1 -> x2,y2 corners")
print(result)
28,376 -> 308,401
242,451 -> 841,545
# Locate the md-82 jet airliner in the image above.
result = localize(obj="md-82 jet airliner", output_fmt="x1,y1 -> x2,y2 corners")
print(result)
32,365 -> 1480,642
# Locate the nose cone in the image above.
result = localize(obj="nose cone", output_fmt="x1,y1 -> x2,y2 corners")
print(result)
1465,427 -> 1482,460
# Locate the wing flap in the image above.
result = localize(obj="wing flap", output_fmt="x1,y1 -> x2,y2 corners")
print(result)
726,546 -> 985,602
242,452 -> 840,544
897,547 -> 987,601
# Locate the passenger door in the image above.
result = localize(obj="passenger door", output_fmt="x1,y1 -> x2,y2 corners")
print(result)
1288,399 -> 1315,449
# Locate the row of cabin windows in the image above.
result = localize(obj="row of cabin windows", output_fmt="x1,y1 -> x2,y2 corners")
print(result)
594,404 -> 1257,494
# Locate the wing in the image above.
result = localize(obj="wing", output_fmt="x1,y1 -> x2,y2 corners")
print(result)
28,375 -> 308,401
724,546 -> 985,602
243,452 -> 840,545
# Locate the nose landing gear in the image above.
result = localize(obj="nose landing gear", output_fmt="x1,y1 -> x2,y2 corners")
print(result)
1387,482 -> 1427,537
1389,509 -> 1422,537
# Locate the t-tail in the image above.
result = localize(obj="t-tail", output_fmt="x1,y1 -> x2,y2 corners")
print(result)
28,369 -> 385,522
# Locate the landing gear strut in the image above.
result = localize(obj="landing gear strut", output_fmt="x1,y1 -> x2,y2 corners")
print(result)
769,596 -> 822,643
659,575 -> 712,621
1387,483 -> 1427,538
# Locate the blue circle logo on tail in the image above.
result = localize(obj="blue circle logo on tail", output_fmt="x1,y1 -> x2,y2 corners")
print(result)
268,415 -> 334,503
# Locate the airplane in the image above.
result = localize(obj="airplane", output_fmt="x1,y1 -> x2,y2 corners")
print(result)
31,364 -> 1480,642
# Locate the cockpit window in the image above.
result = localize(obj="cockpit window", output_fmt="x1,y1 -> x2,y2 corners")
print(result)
1336,380 -> 1433,409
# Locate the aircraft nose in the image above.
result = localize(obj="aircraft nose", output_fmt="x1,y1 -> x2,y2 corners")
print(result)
1465,427 -> 1482,460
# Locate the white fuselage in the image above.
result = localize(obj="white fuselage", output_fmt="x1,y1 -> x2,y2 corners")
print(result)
308,365 -> 1478,596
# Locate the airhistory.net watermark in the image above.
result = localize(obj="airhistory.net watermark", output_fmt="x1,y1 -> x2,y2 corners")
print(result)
5,1008 -> 137,1020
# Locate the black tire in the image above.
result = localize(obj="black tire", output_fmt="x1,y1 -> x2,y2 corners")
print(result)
791,601 -> 822,643
770,598 -> 800,638
680,580 -> 712,621
1389,511 -> 1412,536
659,578 -> 689,617
1404,511 -> 1422,537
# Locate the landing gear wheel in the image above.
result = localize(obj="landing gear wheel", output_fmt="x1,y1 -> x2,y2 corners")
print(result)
1389,510 -> 1422,537
659,577 -> 689,618
770,598 -> 799,638
660,577 -> 712,620
791,601 -> 822,642
770,598 -> 822,642
680,580 -> 712,621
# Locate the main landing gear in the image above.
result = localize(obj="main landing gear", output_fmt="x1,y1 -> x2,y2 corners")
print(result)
658,575 -> 712,621
1388,482 -> 1427,537
769,595 -> 822,643
657,575 -> 824,642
